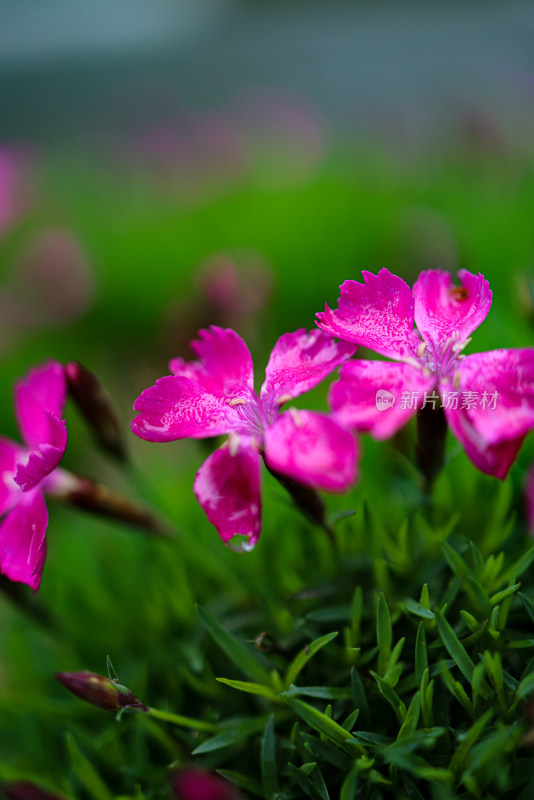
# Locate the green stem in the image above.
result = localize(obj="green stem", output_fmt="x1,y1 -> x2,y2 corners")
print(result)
144,706 -> 219,732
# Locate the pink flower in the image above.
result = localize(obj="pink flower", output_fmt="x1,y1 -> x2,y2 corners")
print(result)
131,326 -> 358,549
0,361 -> 68,591
317,268 -> 534,479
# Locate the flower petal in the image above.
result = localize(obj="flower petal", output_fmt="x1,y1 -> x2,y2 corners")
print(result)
193,437 -> 262,550
14,413 -> 67,491
413,269 -> 492,353
264,409 -> 358,492
15,361 -> 67,450
329,360 -> 435,440
443,348 -> 534,478
169,326 -> 253,399
0,490 -> 48,592
131,376 -> 234,441
316,269 -> 421,361
0,436 -> 22,516
261,328 -> 356,406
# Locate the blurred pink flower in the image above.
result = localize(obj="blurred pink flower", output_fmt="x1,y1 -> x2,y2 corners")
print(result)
318,268 -> 534,479
0,227 -> 93,331
172,768 -> 240,800
132,326 -> 358,549
0,146 -> 33,236
0,362 -> 68,591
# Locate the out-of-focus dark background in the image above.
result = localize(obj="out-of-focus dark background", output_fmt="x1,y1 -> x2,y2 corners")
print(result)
2,2 -> 534,792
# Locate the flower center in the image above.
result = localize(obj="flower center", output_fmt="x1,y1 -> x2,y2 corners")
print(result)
227,392 -> 267,436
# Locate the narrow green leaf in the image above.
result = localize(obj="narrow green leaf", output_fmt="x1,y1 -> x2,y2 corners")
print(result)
420,583 -> 431,610
351,667 -> 371,728
67,734 -> 113,800
516,670 -> 534,701
434,608 -> 490,698
350,586 -> 363,646
216,770 -> 264,798
342,709 -> 360,731
403,599 -> 434,620
518,592 -> 534,624
284,684 -> 353,700
415,623 -> 428,687
441,541 -> 471,578
197,606 -> 271,685
285,632 -> 338,688
448,709 -> 493,776
192,717 -> 267,754
460,610 -> 480,632
377,592 -> 392,676
489,583 -> 521,606
216,678 -> 278,701
285,697 -> 364,755
397,691 -> 421,740
287,763 -> 317,799
502,545 -> 534,583
370,670 -> 406,723
300,733 -> 354,771
261,715 -> 279,800
340,765 -> 359,800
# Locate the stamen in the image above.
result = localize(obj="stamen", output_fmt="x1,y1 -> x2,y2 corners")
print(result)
228,398 -> 247,407
278,393 -> 293,405
453,370 -> 461,390
417,342 -> 428,359
452,337 -> 472,353
289,408 -> 303,428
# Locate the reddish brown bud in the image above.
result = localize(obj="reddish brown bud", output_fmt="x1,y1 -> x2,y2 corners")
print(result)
51,472 -> 169,537
56,670 -> 147,713
65,361 -> 126,459
172,768 -> 241,800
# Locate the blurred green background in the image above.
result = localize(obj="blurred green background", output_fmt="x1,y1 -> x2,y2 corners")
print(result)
1,1 -> 534,796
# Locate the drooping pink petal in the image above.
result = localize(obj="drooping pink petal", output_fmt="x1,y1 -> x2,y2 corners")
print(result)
264,409 -> 358,492
329,360 -> 435,440
445,409 -> 523,480
0,436 -> 23,516
193,437 -> 262,550
260,328 -> 356,406
413,269 -> 492,353
443,348 -> 534,478
316,269 -> 421,362
14,413 -> 67,491
0,490 -> 48,592
169,326 -> 253,399
131,376 -> 235,441
15,361 -> 66,450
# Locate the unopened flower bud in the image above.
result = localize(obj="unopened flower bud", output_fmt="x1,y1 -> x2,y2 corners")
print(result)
65,361 -> 126,459
2,783 -> 66,800
56,670 -> 147,713
172,768 -> 241,800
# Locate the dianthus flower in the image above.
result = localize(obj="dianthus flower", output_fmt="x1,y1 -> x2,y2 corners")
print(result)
317,268 -> 534,479
0,362 -> 67,591
131,326 -> 358,549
